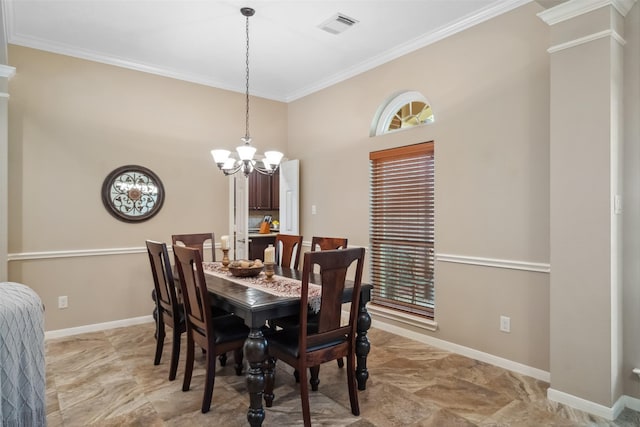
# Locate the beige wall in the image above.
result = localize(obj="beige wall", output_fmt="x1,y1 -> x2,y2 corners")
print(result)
289,2 -> 552,371
6,0 -> 640,407
7,46 -> 287,330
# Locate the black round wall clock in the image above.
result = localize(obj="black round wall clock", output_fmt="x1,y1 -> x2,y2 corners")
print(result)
101,165 -> 165,223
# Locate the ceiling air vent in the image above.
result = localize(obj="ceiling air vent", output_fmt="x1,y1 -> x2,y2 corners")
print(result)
319,13 -> 359,35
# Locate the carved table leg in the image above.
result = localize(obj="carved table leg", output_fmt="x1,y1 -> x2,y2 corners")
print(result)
356,303 -> 371,390
263,356 -> 275,407
244,328 -> 267,427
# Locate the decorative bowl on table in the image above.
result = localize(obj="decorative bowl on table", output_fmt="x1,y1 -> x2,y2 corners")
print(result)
228,260 -> 264,277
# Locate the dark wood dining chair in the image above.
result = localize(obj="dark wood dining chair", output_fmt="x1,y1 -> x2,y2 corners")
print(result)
171,232 -> 216,261
146,240 -> 184,381
274,233 -> 303,270
171,232 -> 232,365
272,236 -> 350,370
173,244 -> 250,413
264,247 -> 365,427
272,236 -> 349,314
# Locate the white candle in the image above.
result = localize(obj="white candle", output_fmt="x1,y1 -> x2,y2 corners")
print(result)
221,235 -> 229,250
264,244 -> 275,263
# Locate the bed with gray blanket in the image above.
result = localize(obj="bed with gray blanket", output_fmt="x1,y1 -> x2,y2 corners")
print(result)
0,282 -> 46,427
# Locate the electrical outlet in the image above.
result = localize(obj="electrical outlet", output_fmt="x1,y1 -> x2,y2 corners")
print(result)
500,315 -> 510,333
58,296 -> 68,309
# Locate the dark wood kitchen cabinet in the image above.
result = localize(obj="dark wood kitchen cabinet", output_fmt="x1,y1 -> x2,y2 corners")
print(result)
270,171 -> 279,209
248,170 -> 279,210
249,235 -> 276,260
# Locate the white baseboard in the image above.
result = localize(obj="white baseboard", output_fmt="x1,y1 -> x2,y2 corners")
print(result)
624,395 -> 640,413
45,315 -> 154,340
371,316 -> 550,382
547,388 -> 626,421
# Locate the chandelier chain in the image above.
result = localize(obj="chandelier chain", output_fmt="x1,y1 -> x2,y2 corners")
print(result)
245,12 -> 250,140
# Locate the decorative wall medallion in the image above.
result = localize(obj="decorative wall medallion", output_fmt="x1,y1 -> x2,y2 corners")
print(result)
101,165 -> 165,222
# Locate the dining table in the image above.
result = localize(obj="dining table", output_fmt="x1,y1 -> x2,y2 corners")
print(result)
200,262 -> 372,427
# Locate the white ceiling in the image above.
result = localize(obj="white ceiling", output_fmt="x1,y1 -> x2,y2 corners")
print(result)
3,0 -> 541,102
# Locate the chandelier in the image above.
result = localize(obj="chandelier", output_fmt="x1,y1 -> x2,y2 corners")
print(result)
211,7 -> 283,177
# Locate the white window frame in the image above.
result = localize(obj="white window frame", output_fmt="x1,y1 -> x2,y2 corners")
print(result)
370,90 -> 434,137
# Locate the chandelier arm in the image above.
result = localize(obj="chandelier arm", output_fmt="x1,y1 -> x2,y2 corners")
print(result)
253,164 -> 279,176
215,158 -> 244,176
221,165 -> 243,176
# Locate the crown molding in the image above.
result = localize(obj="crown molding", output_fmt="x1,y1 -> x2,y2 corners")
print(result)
5,0 -> 533,104
8,32 -> 289,97
538,0 -> 637,25
0,63 -> 14,78
286,0 -> 532,101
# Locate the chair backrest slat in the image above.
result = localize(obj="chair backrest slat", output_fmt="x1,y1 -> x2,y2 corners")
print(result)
173,245 -> 212,339
275,234 -> 303,269
146,240 -> 179,319
172,233 -> 216,262
310,236 -> 348,252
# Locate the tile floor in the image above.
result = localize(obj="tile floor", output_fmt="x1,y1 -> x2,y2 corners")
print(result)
45,322 -> 640,426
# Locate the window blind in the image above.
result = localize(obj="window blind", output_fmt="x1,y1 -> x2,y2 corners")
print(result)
369,142 -> 434,318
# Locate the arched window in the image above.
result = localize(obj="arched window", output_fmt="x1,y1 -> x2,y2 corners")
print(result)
370,91 -> 434,137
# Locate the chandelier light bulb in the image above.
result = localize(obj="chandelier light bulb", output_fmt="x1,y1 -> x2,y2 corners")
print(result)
265,151 -> 284,166
237,143 -> 257,161
211,149 -> 231,165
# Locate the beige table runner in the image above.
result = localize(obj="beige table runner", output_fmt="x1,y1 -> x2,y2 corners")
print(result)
202,262 -> 321,313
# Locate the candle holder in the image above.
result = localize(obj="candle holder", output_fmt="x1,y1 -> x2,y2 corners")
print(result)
264,262 -> 275,281
221,248 -> 230,270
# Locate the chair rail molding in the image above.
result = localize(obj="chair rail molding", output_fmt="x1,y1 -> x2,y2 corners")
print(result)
8,243 -> 216,261
435,253 -> 551,273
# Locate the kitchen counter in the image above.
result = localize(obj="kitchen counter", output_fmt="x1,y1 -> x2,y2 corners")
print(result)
248,231 -> 279,237
248,233 -> 278,260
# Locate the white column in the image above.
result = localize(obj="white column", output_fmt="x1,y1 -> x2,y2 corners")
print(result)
539,0 -> 635,418
0,3 -> 16,281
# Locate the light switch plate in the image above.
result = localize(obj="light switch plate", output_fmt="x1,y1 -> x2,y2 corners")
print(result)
58,296 -> 68,309
500,315 -> 510,333
614,195 -> 623,214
